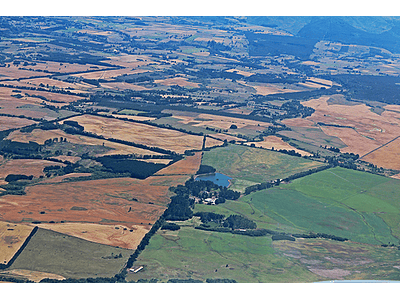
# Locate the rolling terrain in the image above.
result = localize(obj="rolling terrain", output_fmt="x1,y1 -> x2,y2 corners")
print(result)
0,16 -> 399,283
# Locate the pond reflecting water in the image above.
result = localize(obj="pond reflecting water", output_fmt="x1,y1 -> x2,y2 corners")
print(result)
195,172 -> 232,187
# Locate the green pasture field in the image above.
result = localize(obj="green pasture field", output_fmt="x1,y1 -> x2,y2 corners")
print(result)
126,227 -> 321,283
201,144 -> 325,192
7,228 -> 132,279
241,167 -> 400,245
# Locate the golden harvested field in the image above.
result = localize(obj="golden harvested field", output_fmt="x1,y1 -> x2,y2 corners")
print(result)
237,80 -> 301,95
0,116 -> 37,131
112,114 -> 156,122
154,152 -> 202,176
225,68 -> 255,77
245,136 -> 311,156
21,61 -> 101,73
64,115 -> 204,154
165,110 -> 271,131
105,54 -> 156,68
72,68 -> 146,80
209,133 -> 246,142
0,89 -> 72,120
282,117 -> 316,128
0,269 -> 65,283
0,65 -> 49,79
301,96 -> 400,157
17,78 -> 96,93
0,175 -> 189,226
205,137 -> 224,148
7,128 -> 161,157
222,107 -> 254,115
362,138 -> 400,170
0,159 -> 65,180
41,173 -> 92,184
0,221 -> 34,265
154,76 -> 199,88
100,81 -> 148,91
36,222 -> 149,249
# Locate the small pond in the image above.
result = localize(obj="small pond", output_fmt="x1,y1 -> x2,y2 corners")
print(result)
195,172 -> 232,187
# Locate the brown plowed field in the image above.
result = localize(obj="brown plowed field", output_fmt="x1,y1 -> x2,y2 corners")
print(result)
154,152 -> 202,176
0,159 -> 65,180
0,175 -> 188,226
0,221 -> 34,265
301,96 -> 400,158
64,115 -> 204,154
7,128 -> 161,157
0,116 -> 37,131
36,222 -> 149,249
245,136 -> 311,156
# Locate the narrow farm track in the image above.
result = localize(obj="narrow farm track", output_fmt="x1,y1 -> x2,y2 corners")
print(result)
359,135 -> 400,159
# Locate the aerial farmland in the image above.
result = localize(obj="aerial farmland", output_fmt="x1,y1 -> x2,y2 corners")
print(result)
0,16 -> 400,286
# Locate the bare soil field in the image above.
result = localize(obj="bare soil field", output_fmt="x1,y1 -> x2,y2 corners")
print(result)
154,152 -> 202,176
362,137 -> 400,170
7,128 -> 161,157
0,116 -> 37,131
0,159 -> 65,180
0,221 -> 34,265
0,175 -> 188,226
245,136 -> 311,156
0,269 -> 66,282
154,76 -> 200,88
64,115 -> 204,154
301,96 -> 400,156
36,222 -> 149,249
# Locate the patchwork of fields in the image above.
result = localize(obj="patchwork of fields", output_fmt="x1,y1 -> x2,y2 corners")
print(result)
1,16 -> 400,284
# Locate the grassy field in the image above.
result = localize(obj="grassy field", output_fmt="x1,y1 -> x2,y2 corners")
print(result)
125,227 -> 321,283
201,144 -> 325,192
241,167 -> 400,245
273,238 -> 400,281
7,228 -> 132,279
